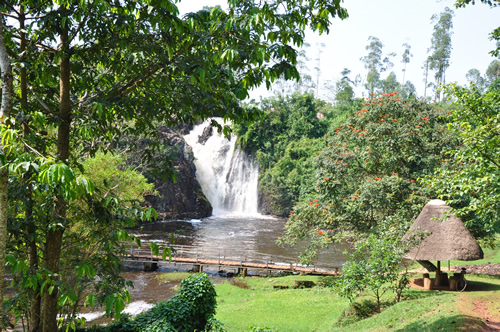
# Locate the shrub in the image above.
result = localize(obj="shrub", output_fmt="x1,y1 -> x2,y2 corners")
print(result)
84,273 -> 221,332
334,235 -> 410,312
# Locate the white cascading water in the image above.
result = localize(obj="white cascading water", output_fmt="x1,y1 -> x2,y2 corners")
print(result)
184,118 -> 260,216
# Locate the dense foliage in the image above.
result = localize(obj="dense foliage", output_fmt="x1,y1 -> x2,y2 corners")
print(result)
234,93 -> 351,215
6,152 -> 156,330
426,83 -> 500,242
279,94 -> 458,263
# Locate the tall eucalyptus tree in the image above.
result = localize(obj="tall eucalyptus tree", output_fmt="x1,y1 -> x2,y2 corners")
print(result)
427,7 -> 454,101
401,43 -> 412,86
360,36 -> 395,96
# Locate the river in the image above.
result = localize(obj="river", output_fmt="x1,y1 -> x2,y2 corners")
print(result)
76,215 -> 347,326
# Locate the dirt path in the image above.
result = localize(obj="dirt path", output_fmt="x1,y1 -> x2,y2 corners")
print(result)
459,293 -> 500,331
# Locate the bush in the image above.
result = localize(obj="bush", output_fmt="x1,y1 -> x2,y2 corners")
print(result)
317,275 -> 339,288
333,235 -> 410,312
335,300 -> 378,327
83,273 -> 222,332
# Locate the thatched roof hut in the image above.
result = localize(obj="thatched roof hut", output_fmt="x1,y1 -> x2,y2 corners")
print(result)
403,199 -> 483,262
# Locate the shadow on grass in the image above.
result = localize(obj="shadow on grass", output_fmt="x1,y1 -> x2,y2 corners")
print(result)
400,288 -> 448,301
394,314 -> 484,331
464,279 -> 500,292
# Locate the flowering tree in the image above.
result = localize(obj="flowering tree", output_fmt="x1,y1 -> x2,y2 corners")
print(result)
279,93 -> 459,263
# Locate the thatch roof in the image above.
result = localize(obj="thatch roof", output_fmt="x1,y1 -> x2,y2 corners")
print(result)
403,199 -> 483,261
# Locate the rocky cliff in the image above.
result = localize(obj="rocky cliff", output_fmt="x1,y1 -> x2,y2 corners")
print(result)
140,126 -> 212,220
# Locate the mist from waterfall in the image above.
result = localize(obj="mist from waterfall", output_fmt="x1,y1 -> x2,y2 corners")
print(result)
184,118 -> 260,217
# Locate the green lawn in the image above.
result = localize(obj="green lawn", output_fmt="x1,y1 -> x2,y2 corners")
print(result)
214,274 -> 500,332
215,276 -> 345,331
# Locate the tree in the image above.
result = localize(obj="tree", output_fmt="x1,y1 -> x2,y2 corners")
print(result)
486,60 -> 500,83
360,36 -> 395,96
380,72 -> 399,94
0,1 -> 348,330
401,43 -> 413,86
0,18 -> 13,330
466,68 -> 487,91
279,94 -> 459,263
401,80 -> 417,99
334,235 -> 412,312
428,7 -> 454,101
272,43 -> 315,96
426,83 -> 499,242
335,68 -> 356,109
314,42 -> 326,96
423,57 -> 431,99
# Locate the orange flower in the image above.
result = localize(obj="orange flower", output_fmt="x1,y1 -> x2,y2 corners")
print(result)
323,178 -> 330,181
317,230 -> 324,235
392,172 -> 397,176
375,177 -> 382,181
410,180 -> 414,183
381,119 -> 385,122
352,196 -> 358,199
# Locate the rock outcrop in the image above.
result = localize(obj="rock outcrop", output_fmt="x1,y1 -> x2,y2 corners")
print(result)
140,126 -> 212,219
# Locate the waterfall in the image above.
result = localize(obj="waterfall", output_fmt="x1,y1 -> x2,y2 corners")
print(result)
184,118 -> 260,216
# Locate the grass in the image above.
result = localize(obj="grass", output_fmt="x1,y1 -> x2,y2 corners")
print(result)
215,275 -> 345,331
155,271 -> 193,282
214,274 -> 500,332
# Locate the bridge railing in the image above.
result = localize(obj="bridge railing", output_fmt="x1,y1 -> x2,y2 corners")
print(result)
121,240 -> 340,272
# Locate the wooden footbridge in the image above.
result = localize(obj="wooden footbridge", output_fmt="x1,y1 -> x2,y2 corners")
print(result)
121,241 -> 340,276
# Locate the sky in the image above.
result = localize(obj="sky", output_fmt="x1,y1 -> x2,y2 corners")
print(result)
176,0 -> 500,100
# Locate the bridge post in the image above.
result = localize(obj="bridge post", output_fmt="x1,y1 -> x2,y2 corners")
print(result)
237,268 -> 247,277
143,262 -> 158,272
193,264 -> 203,273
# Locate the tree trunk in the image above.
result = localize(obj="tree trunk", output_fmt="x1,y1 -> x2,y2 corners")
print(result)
18,9 -> 42,330
41,23 -> 71,332
423,60 -> 429,98
0,19 -> 14,331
